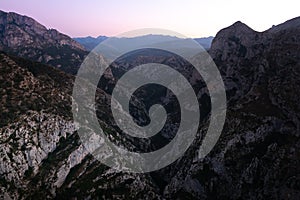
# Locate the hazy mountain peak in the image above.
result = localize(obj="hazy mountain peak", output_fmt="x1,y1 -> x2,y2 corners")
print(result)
74,34 -> 214,51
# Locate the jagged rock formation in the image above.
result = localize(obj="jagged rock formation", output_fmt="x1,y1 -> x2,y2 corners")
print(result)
0,14 -> 300,199
0,10 -> 87,74
161,17 -> 300,199
0,53 -> 162,199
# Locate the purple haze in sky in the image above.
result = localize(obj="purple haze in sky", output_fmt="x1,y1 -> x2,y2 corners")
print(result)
1,0 -> 299,38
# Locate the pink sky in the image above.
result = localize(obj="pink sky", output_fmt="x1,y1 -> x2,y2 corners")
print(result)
1,0 -> 299,38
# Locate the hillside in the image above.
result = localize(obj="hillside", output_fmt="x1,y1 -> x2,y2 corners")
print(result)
0,15 -> 299,199
0,10 -> 88,74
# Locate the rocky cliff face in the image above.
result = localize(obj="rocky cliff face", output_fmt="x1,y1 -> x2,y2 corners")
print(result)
0,10 -> 87,74
0,15 -> 300,199
0,53 -> 162,199
162,17 -> 300,199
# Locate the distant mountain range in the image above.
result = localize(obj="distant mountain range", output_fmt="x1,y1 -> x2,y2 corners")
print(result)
74,35 -> 214,51
0,9 -> 213,75
73,36 -> 108,51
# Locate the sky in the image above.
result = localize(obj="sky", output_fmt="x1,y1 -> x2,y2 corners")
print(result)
1,0 -> 299,38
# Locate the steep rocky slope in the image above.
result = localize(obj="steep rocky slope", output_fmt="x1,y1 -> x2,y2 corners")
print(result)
0,52 -> 162,199
0,16 -> 300,199
161,17 -> 300,199
0,10 -> 87,74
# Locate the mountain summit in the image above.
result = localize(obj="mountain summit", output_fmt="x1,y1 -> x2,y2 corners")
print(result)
0,10 -> 87,74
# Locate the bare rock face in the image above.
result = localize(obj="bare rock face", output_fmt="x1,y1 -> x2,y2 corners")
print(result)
0,15 -> 300,199
161,17 -> 300,199
210,21 -> 259,59
0,53 -> 163,199
0,111 -> 76,184
0,10 -> 87,74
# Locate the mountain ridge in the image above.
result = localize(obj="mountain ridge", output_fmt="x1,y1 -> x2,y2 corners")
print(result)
0,11 -> 299,199
0,10 -> 88,74
74,35 -> 214,51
